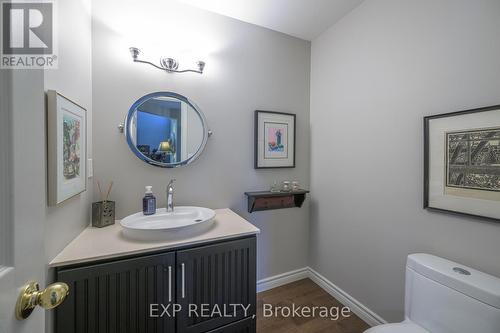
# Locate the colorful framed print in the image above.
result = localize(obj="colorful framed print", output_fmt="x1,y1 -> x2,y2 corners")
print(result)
255,110 -> 296,168
47,90 -> 87,205
424,105 -> 500,222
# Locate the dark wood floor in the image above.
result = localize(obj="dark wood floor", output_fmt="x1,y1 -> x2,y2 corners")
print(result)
257,278 -> 370,333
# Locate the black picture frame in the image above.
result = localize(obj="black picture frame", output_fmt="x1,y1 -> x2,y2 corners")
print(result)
254,110 -> 296,169
424,104 -> 500,223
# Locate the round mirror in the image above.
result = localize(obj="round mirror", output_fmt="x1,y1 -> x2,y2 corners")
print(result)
125,92 -> 210,167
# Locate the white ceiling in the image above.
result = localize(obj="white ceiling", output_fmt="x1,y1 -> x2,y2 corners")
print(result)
177,0 -> 364,41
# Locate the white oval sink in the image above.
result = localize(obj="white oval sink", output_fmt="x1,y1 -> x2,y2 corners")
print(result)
120,206 -> 216,241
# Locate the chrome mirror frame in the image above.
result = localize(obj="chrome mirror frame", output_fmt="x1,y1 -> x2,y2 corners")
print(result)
124,91 -> 211,168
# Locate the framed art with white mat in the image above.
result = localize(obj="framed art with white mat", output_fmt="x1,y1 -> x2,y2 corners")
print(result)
47,90 -> 87,205
424,105 -> 500,222
255,110 -> 296,169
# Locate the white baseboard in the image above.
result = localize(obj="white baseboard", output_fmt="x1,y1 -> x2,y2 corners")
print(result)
257,267 -> 387,327
257,267 -> 309,292
308,267 -> 387,327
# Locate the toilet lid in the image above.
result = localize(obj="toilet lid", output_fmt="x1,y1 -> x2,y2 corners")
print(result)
364,322 -> 429,333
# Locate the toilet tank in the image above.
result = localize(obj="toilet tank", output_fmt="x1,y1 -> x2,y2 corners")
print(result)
405,254 -> 500,333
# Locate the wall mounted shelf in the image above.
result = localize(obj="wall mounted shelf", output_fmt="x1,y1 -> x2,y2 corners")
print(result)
244,190 -> 309,213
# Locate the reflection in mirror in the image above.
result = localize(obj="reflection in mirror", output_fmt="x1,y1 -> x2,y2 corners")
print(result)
125,92 -> 209,168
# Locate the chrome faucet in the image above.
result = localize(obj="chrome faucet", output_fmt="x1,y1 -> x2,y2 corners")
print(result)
166,179 -> 175,212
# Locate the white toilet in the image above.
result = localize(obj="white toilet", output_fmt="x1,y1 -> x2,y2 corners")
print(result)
365,253 -> 500,333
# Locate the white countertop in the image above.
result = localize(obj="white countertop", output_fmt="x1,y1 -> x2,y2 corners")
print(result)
49,208 -> 260,268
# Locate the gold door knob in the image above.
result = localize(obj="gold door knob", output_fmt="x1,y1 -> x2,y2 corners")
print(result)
15,281 -> 69,320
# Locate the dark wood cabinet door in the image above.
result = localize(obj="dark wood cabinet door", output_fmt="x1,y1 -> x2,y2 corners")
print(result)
176,237 -> 256,333
206,317 -> 256,333
56,252 -> 176,333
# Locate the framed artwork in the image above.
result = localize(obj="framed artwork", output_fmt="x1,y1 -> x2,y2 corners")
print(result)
424,105 -> 500,222
47,90 -> 87,205
255,110 -> 296,169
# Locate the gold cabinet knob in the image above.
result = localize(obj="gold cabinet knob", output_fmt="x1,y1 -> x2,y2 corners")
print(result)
15,281 -> 69,320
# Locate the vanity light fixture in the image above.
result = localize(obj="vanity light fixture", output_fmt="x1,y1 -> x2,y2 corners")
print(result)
129,47 -> 206,74
158,141 -> 172,153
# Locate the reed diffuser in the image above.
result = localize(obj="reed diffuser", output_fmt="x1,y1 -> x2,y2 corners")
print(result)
92,181 -> 115,228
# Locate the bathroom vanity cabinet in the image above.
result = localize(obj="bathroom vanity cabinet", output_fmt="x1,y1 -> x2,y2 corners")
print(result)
54,236 -> 256,333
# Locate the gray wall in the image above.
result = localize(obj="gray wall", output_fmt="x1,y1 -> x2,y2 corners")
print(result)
91,1 -> 311,280
310,0 -> 500,322
44,0 -> 93,262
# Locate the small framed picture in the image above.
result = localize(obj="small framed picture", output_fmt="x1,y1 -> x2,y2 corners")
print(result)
47,90 -> 87,205
424,105 -> 500,222
255,110 -> 296,169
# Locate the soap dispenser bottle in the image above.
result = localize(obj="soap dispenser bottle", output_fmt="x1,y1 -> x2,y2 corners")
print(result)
143,186 -> 156,215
